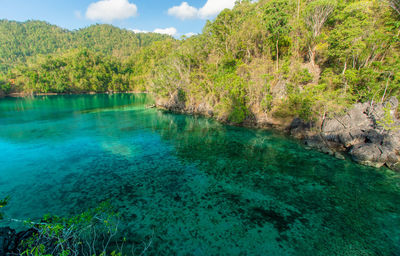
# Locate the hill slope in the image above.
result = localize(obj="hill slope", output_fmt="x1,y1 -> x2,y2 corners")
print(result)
0,20 -> 171,74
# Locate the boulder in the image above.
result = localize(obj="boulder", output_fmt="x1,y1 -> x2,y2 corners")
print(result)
322,118 -> 345,133
382,132 -> 400,151
316,98 -> 400,171
365,129 -> 384,144
289,118 -> 313,138
304,135 -> 335,155
350,144 -> 386,168
387,162 -> 400,172
0,227 -> 15,255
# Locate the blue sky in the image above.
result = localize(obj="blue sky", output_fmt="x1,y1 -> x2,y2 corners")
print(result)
0,0 -> 236,37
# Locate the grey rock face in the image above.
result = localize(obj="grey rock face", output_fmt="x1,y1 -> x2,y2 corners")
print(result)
350,144 -> 385,168
156,92 -> 215,117
300,97 -> 400,171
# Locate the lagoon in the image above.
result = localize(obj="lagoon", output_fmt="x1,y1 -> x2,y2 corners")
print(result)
0,94 -> 399,255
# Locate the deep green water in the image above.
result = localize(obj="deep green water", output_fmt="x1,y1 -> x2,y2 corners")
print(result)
0,94 -> 399,255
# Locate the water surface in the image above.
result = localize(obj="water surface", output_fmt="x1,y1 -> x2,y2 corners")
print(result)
0,94 -> 399,255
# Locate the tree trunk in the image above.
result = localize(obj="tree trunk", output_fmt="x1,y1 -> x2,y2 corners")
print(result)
309,46 -> 316,67
342,61 -> 348,94
342,61 -> 347,75
382,73 -> 392,103
276,39 -> 279,71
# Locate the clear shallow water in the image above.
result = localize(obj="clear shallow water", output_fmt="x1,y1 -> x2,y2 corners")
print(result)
0,94 -> 399,256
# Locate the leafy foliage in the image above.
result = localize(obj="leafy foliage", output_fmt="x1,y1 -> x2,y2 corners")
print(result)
18,202 -> 143,256
0,197 -> 9,220
377,103 -> 400,131
12,48 -> 133,93
0,20 -> 171,74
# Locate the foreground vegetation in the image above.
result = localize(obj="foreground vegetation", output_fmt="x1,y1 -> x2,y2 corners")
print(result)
1,0 -> 400,124
0,199 -> 148,256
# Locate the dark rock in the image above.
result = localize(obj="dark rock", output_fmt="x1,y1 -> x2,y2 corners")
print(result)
382,132 -> 400,151
322,119 -> 345,133
388,162 -> 400,172
365,129 -> 384,144
337,132 -> 353,147
304,135 -> 324,148
0,227 -> 37,255
316,98 -> 400,171
350,144 -> 385,168
280,98 -> 398,170
322,132 -> 340,143
304,135 -> 336,155
289,118 -> 314,138
0,227 -> 15,256
387,152 -> 399,164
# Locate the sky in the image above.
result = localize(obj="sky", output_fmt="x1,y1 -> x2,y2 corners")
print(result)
0,0 -> 237,37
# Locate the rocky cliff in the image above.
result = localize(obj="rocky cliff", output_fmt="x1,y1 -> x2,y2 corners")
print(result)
296,97 -> 400,171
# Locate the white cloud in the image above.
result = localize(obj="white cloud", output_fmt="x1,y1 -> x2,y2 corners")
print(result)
167,2 -> 198,20
130,29 -> 149,33
130,27 -> 178,36
198,0 -> 236,18
153,27 -> 178,36
184,32 -> 196,37
86,0 -> 138,22
168,0 -> 235,20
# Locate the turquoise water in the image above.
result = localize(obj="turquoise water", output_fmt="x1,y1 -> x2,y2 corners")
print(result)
0,94 -> 399,255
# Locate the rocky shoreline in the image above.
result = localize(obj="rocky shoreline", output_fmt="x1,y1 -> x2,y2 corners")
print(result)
2,90 -> 399,171
293,97 -> 400,171
156,94 -> 400,172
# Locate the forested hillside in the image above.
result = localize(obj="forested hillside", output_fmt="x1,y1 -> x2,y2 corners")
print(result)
146,0 -> 400,124
0,20 -> 170,74
2,0 -> 400,125
11,49 -> 136,93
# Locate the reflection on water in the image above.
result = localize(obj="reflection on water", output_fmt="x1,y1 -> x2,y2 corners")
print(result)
0,94 -> 399,255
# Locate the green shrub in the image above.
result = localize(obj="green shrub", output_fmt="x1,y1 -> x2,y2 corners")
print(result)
228,100 -> 248,123
0,79 -> 12,95
0,197 -> 9,220
377,103 -> 400,131
19,202 -> 137,256
291,68 -> 313,85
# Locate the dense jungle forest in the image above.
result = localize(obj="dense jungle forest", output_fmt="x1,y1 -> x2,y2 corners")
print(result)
1,0 -> 400,124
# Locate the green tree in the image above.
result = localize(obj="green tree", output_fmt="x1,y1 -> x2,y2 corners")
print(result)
305,0 -> 336,67
263,0 -> 292,70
